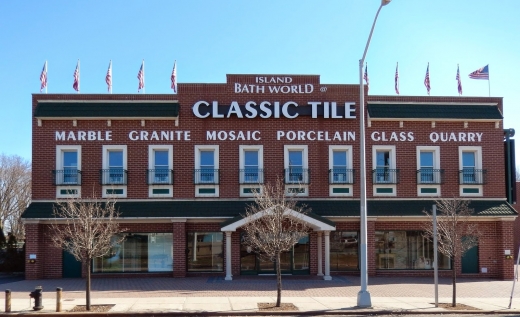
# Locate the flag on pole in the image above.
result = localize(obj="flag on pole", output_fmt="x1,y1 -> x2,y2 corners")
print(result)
424,63 -> 431,95
456,64 -> 463,96
171,60 -> 177,93
363,62 -> 369,92
468,64 -> 489,80
39,61 -> 47,93
106,60 -> 112,93
395,62 -> 399,95
72,60 -> 80,92
137,60 -> 145,92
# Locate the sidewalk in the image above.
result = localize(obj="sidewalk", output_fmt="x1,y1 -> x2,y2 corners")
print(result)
2,275 -> 520,315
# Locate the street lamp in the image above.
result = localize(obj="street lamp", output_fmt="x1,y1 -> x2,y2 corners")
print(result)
357,0 -> 391,308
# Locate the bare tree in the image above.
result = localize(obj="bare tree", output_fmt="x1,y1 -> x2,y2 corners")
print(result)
423,198 -> 481,307
241,179 -> 311,307
0,154 -> 31,240
50,196 -> 124,311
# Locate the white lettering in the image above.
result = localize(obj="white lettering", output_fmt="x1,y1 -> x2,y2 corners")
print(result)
56,131 -> 65,141
192,101 -> 210,118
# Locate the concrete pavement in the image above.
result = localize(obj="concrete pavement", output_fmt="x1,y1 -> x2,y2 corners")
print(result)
2,275 -> 520,314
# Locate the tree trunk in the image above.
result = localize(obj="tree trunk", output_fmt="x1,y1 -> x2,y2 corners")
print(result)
86,260 -> 91,311
452,257 -> 456,307
276,252 -> 282,307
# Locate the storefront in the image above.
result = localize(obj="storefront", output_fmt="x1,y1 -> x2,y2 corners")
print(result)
22,73 -> 517,281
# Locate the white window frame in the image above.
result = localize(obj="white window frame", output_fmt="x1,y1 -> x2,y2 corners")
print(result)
239,145 -> 264,197
102,145 -> 128,198
416,146 -> 441,197
284,145 -> 309,196
148,145 -> 173,197
56,145 -> 82,198
328,145 -> 353,197
372,145 -> 397,196
195,145 -> 219,197
459,146 -> 483,196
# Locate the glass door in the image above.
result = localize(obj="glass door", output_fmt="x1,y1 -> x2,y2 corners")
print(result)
240,234 -> 309,275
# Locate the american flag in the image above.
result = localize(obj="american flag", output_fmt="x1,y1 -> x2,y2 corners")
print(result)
468,64 -> 489,80
363,62 -> 369,92
39,61 -> 47,93
171,60 -> 177,93
456,64 -> 463,96
137,60 -> 145,92
424,63 -> 430,95
72,60 -> 80,92
395,62 -> 399,95
106,60 -> 112,92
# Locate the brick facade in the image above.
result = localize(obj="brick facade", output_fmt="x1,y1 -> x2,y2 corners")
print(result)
24,74 -> 516,281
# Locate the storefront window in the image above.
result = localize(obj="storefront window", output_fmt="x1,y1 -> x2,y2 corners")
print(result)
330,231 -> 359,271
92,233 -> 173,273
187,232 -> 223,272
375,231 -> 451,270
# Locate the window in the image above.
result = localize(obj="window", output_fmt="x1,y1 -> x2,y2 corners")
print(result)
330,231 -> 358,271
375,231 -> 451,270
93,233 -> 173,273
328,146 -> 353,196
459,146 -> 484,195
375,150 -> 391,183
284,145 -> 309,195
372,145 -> 397,196
194,145 -> 219,196
462,152 -> 476,183
108,150 -> 124,184
416,146 -> 441,196
187,232 -> 223,272
239,145 -> 264,196
102,145 -> 127,197
55,145 -> 81,198
148,145 -> 173,197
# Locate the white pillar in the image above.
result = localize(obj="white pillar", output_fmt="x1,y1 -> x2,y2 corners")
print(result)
317,232 -> 323,276
225,231 -> 233,280
324,231 -> 332,280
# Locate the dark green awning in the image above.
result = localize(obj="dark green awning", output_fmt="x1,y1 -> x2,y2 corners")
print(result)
368,104 -> 503,120
22,200 -> 516,220
34,102 -> 179,118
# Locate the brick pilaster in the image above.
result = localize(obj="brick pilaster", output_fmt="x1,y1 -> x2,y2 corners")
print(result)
173,221 -> 186,277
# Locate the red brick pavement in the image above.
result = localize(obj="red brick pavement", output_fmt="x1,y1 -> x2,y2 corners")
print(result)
1,275 -> 519,300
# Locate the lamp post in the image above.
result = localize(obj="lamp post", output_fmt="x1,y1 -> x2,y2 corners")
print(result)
357,0 -> 391,308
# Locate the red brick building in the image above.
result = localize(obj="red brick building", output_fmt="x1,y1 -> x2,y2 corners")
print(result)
22,74 -> 517,280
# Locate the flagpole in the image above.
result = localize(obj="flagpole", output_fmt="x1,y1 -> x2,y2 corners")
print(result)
110,60 -> 112,94
143,59 -> 145,94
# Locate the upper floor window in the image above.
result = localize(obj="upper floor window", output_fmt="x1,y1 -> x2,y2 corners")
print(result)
194,145 -> 219,196
239,145 -> 263,184
55,145 -> 82,198
284,145 -> 309,194
372,145 -> 397,196
147,145 -> 173,197
459,146 -> 484,185
374,148 -> 397,184
62,151 -> 79,184
148,146 -> 173,185
108,150 -> 124,184
101,145 -> 127,197
416,146 -> 442,184
328,145 -> 353,196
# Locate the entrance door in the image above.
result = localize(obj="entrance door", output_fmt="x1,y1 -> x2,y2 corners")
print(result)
62,250 -> 82,278
240,235 -> 309,275
462,245 -> 479,273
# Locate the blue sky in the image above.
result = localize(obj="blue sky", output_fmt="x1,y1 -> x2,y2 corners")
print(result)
0,0 -> 519,164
